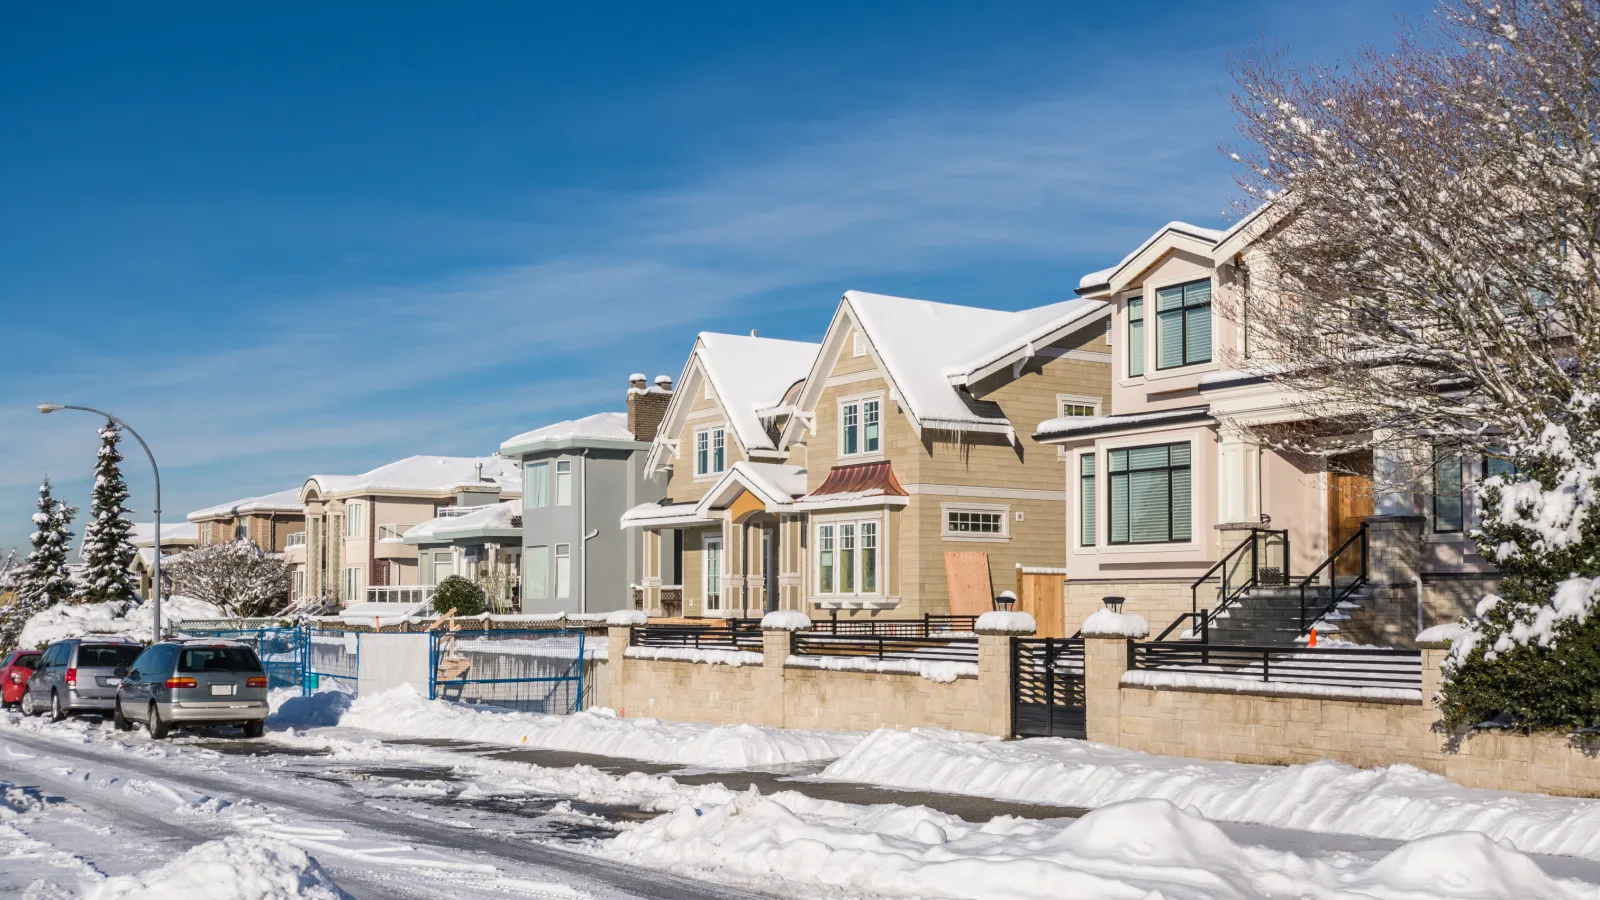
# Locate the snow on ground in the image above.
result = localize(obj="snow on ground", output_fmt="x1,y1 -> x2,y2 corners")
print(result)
82,836 -> 348,900
18,595 -> 225,647
821,728 -> 1600,860
276,685 -> 862,767
608,788 -> 1600,900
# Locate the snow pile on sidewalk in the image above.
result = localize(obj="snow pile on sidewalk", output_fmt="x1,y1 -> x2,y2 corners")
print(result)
18,595 -> 224,647
822,729 -> 1600,859
268,689 -> 355,728
317,685 -> 861,766
83,836 -> 348,900
608,790 -> 1598,900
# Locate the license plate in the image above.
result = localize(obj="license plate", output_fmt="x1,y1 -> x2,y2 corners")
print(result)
97,677 -> 117,687
210,684 -> 236,696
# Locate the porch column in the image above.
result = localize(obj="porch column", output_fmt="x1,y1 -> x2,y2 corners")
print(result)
1217,427 -> 1261,527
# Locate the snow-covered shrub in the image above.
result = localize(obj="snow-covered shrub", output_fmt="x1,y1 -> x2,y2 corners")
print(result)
161,540 -> 289,619
431,575 -> 485,617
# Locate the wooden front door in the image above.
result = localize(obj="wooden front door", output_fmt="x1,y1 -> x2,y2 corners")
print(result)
1327,452 -> 1374,576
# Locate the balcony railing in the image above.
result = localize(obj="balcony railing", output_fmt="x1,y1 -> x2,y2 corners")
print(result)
365,585 -> 435,606
285,532 -> 306,548
376,524 -> 408,542
434,506 -> 480,518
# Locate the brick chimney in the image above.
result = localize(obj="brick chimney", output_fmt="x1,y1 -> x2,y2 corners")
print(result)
627,374 -> 673,442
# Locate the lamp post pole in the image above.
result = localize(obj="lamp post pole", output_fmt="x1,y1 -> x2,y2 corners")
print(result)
37,404 -> 164,639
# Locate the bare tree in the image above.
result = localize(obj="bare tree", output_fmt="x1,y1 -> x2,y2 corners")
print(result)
1226,0 -> 1600,465
162,540 -> 290,619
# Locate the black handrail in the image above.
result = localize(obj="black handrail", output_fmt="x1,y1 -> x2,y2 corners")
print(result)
1181,528 -> 1289,644
1296,522 -> 1369,634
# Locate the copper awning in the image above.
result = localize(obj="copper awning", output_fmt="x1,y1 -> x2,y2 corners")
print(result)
805,461 -> 908,498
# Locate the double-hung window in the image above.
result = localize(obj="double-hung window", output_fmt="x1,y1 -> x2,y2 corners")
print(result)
554,543 -> 571,598
555,460 -> 573,506
1127,296 -> 1146,376
1079,454 -> 1097,546
343,502 -> 363,538
1108,442 -> 1192,544
1433,446 -> 1465,534
814,518 -> 880,597
526,462 -> 549,508
1155,280 -> 1212,369
840,396 -> 881,457
695,427 -> 726,476
342,567 -> 362,602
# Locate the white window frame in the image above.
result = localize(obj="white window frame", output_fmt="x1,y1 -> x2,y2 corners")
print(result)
555,459 -> 573,506
811,514 -> 887,599
526,461 -> 549,508
292,568 -> 306,599
525,546 -> 549,600
694,425 -> 727,478
554,543 -> 572,598
941,502 -> 1011,542
838,392 -> 884,459
343,502 -> 363,538
703,535 -> 724,612
342,566 -> 363,602
1056,394 -> 1102,419
1077,449 -> 1098,549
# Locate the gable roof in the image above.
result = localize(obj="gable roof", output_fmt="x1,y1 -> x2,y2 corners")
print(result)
499,411 -> 646,457
646,332 -> 820,473
1075,221 -> 1226,296
944,298 -> 1109,388
187,488 -> 306,522
302,455 -> 522,501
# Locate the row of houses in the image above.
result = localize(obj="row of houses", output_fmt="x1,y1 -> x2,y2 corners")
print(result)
172,209 -> 1495,641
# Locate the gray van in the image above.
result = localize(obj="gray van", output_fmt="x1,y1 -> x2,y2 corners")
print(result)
114,639 -> 270,739
22,638 -> 146,720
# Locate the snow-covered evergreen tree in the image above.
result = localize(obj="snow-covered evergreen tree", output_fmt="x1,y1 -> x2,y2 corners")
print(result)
0,479 -> 78,651
77,419 -> 140,604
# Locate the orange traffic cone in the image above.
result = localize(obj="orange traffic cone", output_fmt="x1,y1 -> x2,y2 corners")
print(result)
1308,628 -> 1318,647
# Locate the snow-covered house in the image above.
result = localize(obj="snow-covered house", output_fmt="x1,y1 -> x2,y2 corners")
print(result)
187,488 -> 306,551
1033,214 -> 1501,645
128,521 -> 200,599
298,456 -> 522,606
402,500 -> 523,612
496,385 -> 668,616
623,294 -> 1112,622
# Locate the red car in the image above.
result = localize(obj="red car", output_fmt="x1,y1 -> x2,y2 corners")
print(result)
2,650 -> 42,708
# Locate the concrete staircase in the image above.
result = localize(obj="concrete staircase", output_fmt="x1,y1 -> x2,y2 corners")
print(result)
1199,577 -> 1371,645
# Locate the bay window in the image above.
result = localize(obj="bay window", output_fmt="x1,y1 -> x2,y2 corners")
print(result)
814,517 -> 882,597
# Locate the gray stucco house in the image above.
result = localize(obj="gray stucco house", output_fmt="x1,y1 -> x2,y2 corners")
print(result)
494,376 -> 672,614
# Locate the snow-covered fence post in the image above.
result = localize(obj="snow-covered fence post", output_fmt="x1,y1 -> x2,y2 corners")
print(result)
1081,609 -> 1150,746
975,610 -> 1035,739
604,609 -> 647,715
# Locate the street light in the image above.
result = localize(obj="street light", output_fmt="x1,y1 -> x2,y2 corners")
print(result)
38,404 -> 164,639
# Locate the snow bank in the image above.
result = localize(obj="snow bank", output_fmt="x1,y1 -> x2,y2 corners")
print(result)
1081,609 -> 1150,638
17,595 -> 224,648
760,610 -> 811,631
786,654 -> 977,683
625,646 -> 762,667
83,836 -> 347,900
1121,668 -> 1422,702
974,610 -> 1035,634
821,728 -> 1600,860
268,689 -> 355,728
607,790 -> 1598,900
604,609 -> 648,626
329,685 -> 860,766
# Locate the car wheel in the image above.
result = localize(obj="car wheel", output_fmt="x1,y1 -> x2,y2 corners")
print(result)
113,700 -> 133,732
49,691 -> 64,723
20,692 -> 38,717
242,719 -> 265,739
147,703 -> 170,740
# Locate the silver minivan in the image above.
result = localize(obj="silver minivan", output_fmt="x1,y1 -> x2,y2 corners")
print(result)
114,639 -> 270,739
22,638 -> 146,720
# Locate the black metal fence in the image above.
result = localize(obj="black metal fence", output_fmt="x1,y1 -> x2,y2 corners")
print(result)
1131,642 -> 1421,693
1012,637 -> 1085,738
790,633 -> 978,663
629,623 -> 764,650
741,614 -> 977,637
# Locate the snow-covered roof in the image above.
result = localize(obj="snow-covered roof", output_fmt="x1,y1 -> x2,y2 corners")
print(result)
130,522 -> 199,546
499,411 -> 647,457
1075,221 -> 1226,293
403,500 -> 521,544
186,488 -> 305,522
620,500 -> 717,530
1033,405 -> 1214,442
695,332 -> 820,452
944,298 -> 1109,387
693,462 -> 808,516
303,455 -> 522,501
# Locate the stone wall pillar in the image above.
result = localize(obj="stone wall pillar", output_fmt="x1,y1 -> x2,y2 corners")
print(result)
607,624 -> 633,715
1416,635 -> 1450,715
1084,635 -> 1132,745
760,625 -> 795,728
974,616 -> 1032,738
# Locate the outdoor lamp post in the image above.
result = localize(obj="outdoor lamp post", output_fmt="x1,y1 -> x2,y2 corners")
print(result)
38,404 -> 164,639
994,590 -> 1017,612
1102,595 -> 1126,613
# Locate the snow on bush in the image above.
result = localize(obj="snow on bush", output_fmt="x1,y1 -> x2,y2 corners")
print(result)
604,609 -> 648,626
327,684 -> 861,766
759,610 -> 811,631
17,595 -> 224,648
606,789 -> 1598,900
162,540 -> 290,619
973,610 -> 1035,634
820,729 -> 1600,860
1080,609 -> 1150,638
82,836 -> 348,900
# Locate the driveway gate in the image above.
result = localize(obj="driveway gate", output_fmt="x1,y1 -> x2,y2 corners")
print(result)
1012,637 -> 1086,739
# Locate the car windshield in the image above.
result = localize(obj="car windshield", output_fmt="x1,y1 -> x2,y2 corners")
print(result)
78,645 -> 143,668
10,654 -> 39,670
178,647 -> 263,674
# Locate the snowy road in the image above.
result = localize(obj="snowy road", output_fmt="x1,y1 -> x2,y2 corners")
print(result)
0,716 -> 769,899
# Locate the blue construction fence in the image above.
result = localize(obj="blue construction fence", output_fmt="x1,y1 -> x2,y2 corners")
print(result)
172,625 -> 590,715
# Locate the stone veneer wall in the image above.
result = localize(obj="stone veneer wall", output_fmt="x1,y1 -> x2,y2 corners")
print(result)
1085,633 -> 1600,798
598,625 -> 1014,736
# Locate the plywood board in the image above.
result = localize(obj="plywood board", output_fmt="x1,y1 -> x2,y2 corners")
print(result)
944,551 -> 993,616
1016,571 -> 1066,638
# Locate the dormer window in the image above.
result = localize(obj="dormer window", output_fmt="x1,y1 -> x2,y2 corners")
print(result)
840,395 -> 881,457
1155,279 -> 1212,369
695,426 -> 726,477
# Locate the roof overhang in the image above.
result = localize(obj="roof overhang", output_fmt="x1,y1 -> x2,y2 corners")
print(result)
620,501 -> 718,530
1033,406 -> 1215,444
946,304 -> 1112,388
500,434 -> 650,458
404,525 -> 521,545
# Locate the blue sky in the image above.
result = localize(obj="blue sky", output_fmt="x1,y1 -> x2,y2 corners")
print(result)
0,1 -> 1428,553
